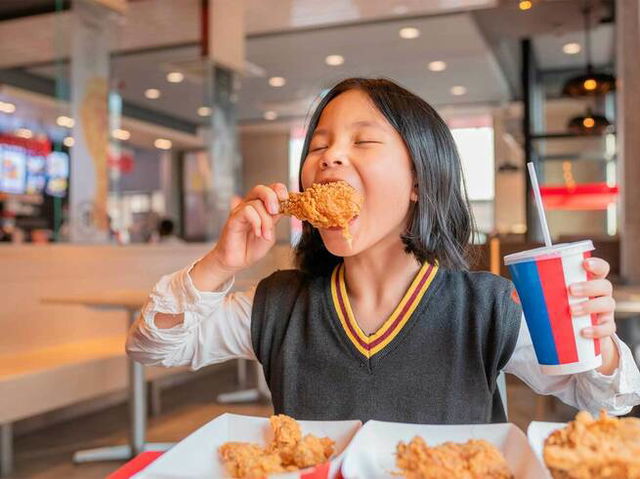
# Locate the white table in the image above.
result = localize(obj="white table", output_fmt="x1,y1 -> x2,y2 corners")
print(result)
41,291 -> 173,463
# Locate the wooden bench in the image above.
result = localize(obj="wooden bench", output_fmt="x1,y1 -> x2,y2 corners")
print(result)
0,336 -> 187,476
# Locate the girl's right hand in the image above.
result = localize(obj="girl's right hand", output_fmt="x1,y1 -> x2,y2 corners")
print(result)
192,183 -> 288,291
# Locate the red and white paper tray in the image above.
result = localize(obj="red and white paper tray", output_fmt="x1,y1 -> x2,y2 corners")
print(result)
527,421 -> 565,462
132,413 -> 362,479
340,420 -> 550,479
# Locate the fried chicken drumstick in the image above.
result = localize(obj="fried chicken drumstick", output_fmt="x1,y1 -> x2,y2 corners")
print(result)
279,181 -> 363,246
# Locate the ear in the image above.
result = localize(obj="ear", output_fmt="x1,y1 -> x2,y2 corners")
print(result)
410,182 -> 419,202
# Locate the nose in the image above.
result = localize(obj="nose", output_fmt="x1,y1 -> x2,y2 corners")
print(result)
320,147 -> 348,169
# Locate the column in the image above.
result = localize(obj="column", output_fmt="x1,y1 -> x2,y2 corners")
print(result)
203,0 -> 245,239
616,0 -> 640,283
69,1 -> 122,242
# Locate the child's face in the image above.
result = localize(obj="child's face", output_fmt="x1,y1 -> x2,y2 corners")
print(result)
301,89 -> 416,257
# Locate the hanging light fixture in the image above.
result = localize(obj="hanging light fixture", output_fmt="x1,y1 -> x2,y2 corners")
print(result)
567,108 -> 612,134
562,1 -> 616,97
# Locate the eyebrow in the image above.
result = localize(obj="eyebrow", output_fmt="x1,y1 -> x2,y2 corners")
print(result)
312,120 -> 387,137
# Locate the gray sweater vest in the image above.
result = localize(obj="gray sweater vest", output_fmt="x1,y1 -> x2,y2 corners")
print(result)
251,267 -> 521,424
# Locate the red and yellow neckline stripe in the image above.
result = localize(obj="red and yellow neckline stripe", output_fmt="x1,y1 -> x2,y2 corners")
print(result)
330,261 -> 439,359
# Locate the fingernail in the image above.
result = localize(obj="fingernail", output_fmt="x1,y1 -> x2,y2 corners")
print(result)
570,284 -> 584,295
269,202 -> 279,215
265,229 -> 272,241
582,328 -> 594,338
571,305 -> 585,316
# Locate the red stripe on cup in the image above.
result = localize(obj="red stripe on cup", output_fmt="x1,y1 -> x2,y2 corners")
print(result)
583,251 -> 601,355
537,257 -> 579,363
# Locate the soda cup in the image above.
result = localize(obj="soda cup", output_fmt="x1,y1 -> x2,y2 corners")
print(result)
504,240 -> 602,375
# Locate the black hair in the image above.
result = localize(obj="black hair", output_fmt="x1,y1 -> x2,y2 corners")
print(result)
294,77 -> 475,276
158,218 -> 175,237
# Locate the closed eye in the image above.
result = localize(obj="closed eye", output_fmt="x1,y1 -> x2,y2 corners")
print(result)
309,146 -> 327,152
355,140 -> 382,145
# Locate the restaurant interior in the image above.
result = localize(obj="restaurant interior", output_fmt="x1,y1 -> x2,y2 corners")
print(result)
0,0 -> 639,477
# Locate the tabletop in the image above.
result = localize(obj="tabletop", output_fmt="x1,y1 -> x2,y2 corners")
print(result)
41,290 -> 150,310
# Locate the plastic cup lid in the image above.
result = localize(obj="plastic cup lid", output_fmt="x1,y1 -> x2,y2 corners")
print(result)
504,240 -> 594,266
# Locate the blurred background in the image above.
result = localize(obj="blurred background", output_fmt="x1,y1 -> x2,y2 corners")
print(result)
0,0 -> 638,477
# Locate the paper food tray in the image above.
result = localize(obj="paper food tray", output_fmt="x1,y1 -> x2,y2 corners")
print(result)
527,421 -> 565,461
340,420 -> 550,479
132,413 -> 362,479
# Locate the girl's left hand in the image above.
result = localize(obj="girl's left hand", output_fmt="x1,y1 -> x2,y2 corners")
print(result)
569,257 -> 619,374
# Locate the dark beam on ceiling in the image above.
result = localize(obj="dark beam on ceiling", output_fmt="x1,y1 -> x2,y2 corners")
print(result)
0,1 -> 71,22
0,68 -> 199,135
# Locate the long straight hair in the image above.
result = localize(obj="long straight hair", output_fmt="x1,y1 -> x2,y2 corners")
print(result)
294,78 -> 475,276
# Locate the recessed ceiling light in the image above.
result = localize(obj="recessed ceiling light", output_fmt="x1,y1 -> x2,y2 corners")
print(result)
0,101 -> 16,114
198,106 -> 212,117
145,88 -> 161,99
263,111 -> 278,121
63,136 -> 74,147
154,138 -> 172,150
325,55 -> 345,66
563,42 -> 581,55
268,76 -> 286,87
15,128 -> 33,139
399,27 -> 420,39
112,129 -> 130,141
56,115 -> 74,128
519,0 -> 532,10
428,61 -> 447,72
450,86 -> 467,96
166,72 -> 184,83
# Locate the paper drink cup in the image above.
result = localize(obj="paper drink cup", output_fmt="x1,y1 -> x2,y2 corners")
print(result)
504,240 -> 602,375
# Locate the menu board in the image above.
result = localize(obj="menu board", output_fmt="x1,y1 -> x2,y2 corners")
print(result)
25,155 -> 47,194
0,145 -> 27,194
46,151 -> 70,197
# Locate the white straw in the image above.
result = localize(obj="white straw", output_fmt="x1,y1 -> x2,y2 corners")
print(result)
527,162 -> 553,247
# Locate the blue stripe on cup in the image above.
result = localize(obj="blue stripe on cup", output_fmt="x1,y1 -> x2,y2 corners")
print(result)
509,261 -> 559,365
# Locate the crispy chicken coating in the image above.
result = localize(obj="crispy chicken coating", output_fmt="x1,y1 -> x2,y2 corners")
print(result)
280,181 -> 363,246
218,414 -> 335,478
544,410 -> 640,479
395,436 -> 513,479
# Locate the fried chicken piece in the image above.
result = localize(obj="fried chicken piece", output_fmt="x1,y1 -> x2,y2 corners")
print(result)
269,414 -> 302,465
280,181 -> 363,247
219,442 -> 286,479
218,415 -> 334,478
291,434 -> 335,469
543,410 -> 640,479
395,436 -> 513,479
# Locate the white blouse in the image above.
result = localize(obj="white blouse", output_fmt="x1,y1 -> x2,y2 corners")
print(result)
127,262 -> 640,416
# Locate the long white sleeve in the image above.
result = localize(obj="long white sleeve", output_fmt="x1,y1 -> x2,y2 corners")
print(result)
127,264 -> 640,414
126,262 -> 255,370
504,314 -> 640,415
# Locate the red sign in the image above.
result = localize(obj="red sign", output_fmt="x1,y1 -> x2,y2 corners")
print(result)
107,149 -> 135,173
540,183 -> 619,211
0,134 -> 52,156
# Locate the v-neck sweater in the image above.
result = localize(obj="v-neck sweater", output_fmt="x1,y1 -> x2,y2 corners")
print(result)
250,266 -> 521,424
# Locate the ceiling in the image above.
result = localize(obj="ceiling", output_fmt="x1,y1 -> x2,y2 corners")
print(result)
25,12 -> 509,125
0,0 -> 617,146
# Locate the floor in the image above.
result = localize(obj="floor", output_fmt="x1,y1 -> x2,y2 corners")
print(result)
7,363 -> 635,478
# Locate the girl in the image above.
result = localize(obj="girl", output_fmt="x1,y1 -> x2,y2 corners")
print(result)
127,78 -> 640,424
